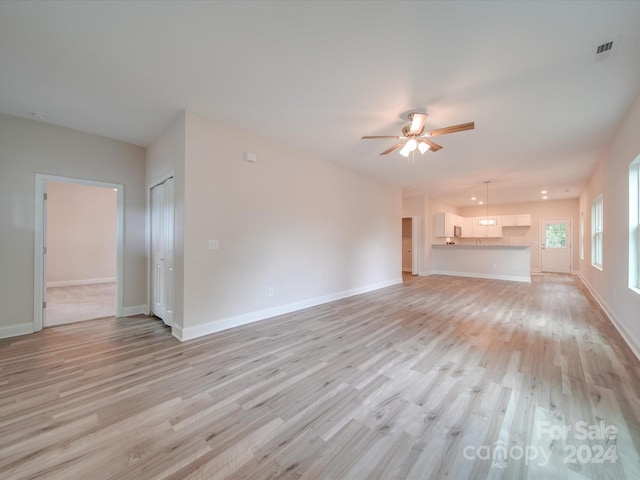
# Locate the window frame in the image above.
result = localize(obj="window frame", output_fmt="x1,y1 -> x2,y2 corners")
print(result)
591,194 -> 603,270
630,159 -> 640,292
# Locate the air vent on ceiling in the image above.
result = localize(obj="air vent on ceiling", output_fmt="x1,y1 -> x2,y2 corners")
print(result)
591,37 -> 619,63
595,41 -> 614,55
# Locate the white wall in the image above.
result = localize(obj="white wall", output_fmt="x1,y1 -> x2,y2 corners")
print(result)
0,114 -> 146,338
579,91 -> 640,358
458,198 -> 579,272
46,182 -> 117,286
176,111 -> 401,339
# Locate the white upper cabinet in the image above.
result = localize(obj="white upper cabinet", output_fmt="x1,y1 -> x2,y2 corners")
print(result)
435,212 -> 530,238
434,212 -> 463,237
502,214 -> 531,227
461,216 -> 474,238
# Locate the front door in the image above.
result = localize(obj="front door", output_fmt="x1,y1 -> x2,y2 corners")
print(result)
541,218 -> 572,273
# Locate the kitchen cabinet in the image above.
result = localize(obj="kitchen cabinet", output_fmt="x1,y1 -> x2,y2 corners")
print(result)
502,214 -> 531,227
434,212 -> 463,237
461,216 -> 474,238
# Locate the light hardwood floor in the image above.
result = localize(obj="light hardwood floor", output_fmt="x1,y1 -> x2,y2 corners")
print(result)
1,274 -> 640,479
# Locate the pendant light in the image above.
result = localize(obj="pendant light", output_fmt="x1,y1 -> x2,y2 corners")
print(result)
478,181 -> 496,226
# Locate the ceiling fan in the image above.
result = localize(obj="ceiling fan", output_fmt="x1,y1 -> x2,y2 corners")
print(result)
361,112 -> 474,157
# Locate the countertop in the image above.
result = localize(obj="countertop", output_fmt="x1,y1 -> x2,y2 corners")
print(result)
431,244 -> 531,249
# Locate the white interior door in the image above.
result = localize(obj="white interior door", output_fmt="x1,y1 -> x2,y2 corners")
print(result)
541,218 -> 572,273
151,178 -> 174,326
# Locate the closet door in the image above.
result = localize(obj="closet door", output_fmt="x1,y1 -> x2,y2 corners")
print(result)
151,178 -> 174,326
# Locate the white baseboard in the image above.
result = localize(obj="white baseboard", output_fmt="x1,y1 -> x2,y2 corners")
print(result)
47,277 -> 116,288
432,270 -> 531,283
172,324 -> 185,341
577,273 -> 640,362
178,277 -> 403,342
121,305 -> 148,317
402,267 -> 412,272
0,322 -> 34,339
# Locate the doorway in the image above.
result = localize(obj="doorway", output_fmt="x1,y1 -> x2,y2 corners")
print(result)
34,174 -> 124,332
150,177 -> 175,327
540,217 -> 572,273
45,182 -> 117,326
401,216 -> 420,276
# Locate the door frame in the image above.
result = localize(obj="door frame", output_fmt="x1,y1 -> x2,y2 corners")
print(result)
34,174 -> 124,331
402,216 -> 420,276
539,217 -> 573,273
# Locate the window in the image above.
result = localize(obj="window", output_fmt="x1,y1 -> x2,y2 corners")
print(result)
579,211 -> 584,261
591,195 -> 603,269
545,223 -> 566,248
630,158 -> 640,290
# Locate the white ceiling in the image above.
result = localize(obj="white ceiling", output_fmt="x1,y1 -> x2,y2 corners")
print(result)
2,1 -> 640,206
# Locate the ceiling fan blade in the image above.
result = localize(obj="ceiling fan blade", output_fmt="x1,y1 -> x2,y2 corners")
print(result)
409,113 -> 428,134
380,142 -> 406,155
361,135 -> 402,139
425,122 -> 475,138
421,138 -> 443,152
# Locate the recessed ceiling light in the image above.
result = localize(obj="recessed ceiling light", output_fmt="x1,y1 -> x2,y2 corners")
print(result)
471,197 -> 476,201
30,112 -> 47,121
478,201 -> 484,205
541,190 -> 548,194
542,196 -> 548,200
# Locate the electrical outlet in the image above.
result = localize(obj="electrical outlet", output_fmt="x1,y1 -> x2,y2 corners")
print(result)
208,239 -> 219,250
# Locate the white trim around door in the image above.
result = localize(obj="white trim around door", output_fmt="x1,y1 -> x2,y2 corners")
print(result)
34,174 -> 125,332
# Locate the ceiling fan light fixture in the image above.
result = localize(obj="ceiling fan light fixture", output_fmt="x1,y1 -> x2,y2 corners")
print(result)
361,111 -> 474,156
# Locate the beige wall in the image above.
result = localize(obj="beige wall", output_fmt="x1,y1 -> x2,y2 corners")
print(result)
579,91 -> 640,357
0,114 -> 146,338
458,198 -> 579,272
179,111 -> 401,339
46,182 -> 117,285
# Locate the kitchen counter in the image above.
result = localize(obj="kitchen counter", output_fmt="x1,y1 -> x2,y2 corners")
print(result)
431,244 -> 531,282
432,244 -> 529,249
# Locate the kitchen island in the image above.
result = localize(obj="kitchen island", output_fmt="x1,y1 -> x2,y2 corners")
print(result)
431,244 -> 531,283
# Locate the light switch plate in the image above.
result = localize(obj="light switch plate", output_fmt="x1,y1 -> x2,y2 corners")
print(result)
208,239 -> 219,250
